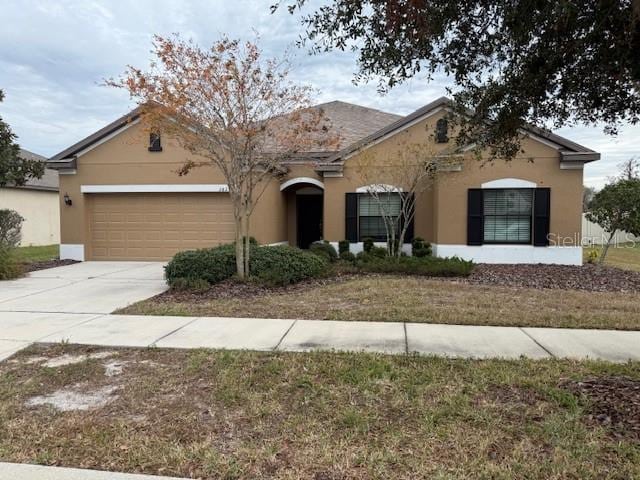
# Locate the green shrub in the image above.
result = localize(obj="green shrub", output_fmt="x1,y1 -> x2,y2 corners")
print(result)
338,240 -> 350,255
250,245 -> 328,286
166,243 -> 329,288
0,246 -> 23,280
362,237 -> 374,253
0,209 -> 24,247
356,255 -> 474,277
309,241 -> 338,263
339,250 -> 356,264
412,237 -> 432,257
164,244 -> 236,287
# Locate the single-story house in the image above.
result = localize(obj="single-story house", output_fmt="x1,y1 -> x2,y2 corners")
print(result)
47,97 -> 599,265
0,149 -> 60,246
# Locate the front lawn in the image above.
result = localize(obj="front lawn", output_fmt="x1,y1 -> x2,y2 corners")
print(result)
1,344 -> 638,479
14,244 -> 59,263
119,274 -> 640,330
585,242 -> 640,272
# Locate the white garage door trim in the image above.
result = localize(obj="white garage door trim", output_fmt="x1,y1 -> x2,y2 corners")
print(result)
81,184 -> 229,193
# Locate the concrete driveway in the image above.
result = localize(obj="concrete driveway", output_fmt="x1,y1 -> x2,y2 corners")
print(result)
0,262 -> 167,315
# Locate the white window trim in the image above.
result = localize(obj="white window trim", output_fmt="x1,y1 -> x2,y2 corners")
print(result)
81,184 -> 229,193
280,177 -> 324,191
481,178 -> 537,189
356,184 -> 404,193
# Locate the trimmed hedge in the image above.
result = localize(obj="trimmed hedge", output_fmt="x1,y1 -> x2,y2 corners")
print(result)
0,246 -> 22,280
356,255 -> 474,277
165,243 -> 328,288
164,244 -> 236,287
251,245 -> 328,285
412,237 -> 432,257
309,241 -> 338,263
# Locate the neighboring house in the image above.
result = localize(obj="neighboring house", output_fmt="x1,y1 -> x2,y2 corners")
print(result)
47,97 -> 598,265
0,149 -> 60,246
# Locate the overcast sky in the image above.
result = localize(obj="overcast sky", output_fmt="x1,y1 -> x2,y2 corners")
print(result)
1,0 -> 637,188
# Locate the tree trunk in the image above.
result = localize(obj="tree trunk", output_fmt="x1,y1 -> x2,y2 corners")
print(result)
235,216 -> 246,279
599,230 -> 617,264
243,212 -> 250,277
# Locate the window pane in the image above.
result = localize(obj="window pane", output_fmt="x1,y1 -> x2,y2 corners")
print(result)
359,217 -> 388,241
359,193 -> 401,217
484,215 -> 531,242
358,193 -> 401,241
483,189 -> 533,243
483,189 -> 532,215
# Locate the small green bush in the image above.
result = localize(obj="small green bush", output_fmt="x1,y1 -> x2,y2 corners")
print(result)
339,250 -> 356,264
362,237 -> 374,253
0,246 -> 23,280
251,245 -> 328,286
165,243 -> 329,288
338,240 -> 350,255
164,244 -> 236,287
412,237 -> 432,257
356,255 -> 474,277
309,241 -> 338,263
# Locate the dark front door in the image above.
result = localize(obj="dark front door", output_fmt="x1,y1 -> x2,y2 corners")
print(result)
297,194 -> 323,249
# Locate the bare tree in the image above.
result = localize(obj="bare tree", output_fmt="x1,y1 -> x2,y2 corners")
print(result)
108,35 -> 335,279
618,157 -> 640,181
352,142 -> 454,258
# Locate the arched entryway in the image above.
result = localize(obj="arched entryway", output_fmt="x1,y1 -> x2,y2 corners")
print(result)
280,177 -> 324,249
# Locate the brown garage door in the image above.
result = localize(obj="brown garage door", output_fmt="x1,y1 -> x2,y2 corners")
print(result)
88,193 -> 234,260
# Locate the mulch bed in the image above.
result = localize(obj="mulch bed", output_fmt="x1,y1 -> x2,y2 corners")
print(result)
156,263 -> 640,303
562,377 -> 640,442
466,263 -> 640,293
22,259 -> 79,273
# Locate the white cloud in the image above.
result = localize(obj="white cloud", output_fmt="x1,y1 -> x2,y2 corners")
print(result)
0,0 -> 637,188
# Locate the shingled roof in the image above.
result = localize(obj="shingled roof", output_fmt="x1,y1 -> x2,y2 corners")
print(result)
14,149 -> 59,191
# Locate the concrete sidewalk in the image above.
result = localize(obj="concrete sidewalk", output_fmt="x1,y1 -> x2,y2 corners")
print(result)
1,312 -> 640,362
0,462 -> 185,479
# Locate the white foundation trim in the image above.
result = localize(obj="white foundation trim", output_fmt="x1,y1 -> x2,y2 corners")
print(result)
60,244 -> 85,261
329,241 -> 412,255
481,178 -> 537,189
433,244 -> 582,266
280,177 -> 324,191
266,241 -> 289,246
81,184 -> 229,193
356,184 -> 403,193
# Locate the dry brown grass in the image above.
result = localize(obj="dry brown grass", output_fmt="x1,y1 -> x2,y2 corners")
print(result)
118,275 -> 640,330
585,243 -> 640,272
1,344 -> 639,479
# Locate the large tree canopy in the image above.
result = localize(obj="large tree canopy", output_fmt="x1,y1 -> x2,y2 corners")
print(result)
0,89 -> 44,187
278,0 -> 640,159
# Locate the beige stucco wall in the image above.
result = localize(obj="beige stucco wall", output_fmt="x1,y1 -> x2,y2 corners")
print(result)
0,187 -> 60,246
59,108 -> 585,259
324,109 -> 583,246
59,121 -> 287,257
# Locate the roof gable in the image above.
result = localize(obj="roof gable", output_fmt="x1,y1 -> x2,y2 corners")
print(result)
325,97 -> 600,164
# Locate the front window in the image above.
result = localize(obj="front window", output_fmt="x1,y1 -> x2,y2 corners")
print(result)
483,189 -> 533,244
358,193 -> 401,241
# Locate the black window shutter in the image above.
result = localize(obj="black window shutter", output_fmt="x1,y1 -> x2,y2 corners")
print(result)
467,189 -> 483,245
533,188 -> 551,246
404,193 -> 415,241
345,193 -> 358,242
